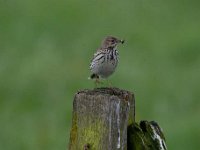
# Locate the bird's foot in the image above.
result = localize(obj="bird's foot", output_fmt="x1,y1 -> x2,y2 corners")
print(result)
106,79 -> 113,88
94,78 -> 103,87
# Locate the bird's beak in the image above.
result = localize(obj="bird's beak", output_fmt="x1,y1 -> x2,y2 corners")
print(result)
118,39 -> 125,44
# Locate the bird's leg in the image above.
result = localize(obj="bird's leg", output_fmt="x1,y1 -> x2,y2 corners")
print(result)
94,76 -> 103,87
95,78 -> 100,87
106,79 -> 112,88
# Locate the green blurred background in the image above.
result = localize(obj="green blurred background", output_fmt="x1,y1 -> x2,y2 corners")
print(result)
0,0 -> 200,149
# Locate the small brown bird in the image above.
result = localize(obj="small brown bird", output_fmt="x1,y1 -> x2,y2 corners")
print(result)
89,36 -> 124,84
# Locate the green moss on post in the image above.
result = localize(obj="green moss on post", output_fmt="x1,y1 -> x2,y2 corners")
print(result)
68,88 -> 135,150
127,123 -> 148,150
68,88 -> 167,150
69,113 -> 77,147
79,120 -> 105,149
127,121 -> 167,150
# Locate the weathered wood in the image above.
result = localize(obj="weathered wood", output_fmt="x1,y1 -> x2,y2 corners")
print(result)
127,121 -> 167,150
68,88 -> 167,150
68,88 -> 135,150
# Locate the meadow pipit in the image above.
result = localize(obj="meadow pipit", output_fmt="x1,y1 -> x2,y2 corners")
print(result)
89,36 -> 124,84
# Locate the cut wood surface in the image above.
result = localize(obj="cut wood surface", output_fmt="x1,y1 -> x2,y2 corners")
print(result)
68,88 -> 135,150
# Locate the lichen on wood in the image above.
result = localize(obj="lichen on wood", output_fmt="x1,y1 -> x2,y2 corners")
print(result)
68,88 -> 167,150
68,88 -> 135,150
127,120 -> 167,150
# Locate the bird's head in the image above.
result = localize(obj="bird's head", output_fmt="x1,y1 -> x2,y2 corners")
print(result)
101,36 -> 124,49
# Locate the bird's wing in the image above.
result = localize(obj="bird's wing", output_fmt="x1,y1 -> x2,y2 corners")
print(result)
90,49 -> 106,70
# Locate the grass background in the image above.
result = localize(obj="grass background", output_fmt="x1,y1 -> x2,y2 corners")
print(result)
0,0 -> 200,149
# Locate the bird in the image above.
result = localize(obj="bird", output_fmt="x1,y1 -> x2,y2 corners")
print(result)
89,36 -> 124,85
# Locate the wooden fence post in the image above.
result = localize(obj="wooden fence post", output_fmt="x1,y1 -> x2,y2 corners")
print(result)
68,87 -> 167,150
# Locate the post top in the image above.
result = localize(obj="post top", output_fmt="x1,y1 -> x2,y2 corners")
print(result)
76,87 -> 134,101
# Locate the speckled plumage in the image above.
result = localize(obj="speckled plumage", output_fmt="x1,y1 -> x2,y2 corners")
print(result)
89,36 -> 124,80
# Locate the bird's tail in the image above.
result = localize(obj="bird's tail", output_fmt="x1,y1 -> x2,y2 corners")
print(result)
88,74 -> 99,80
